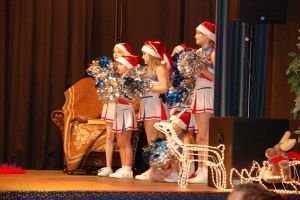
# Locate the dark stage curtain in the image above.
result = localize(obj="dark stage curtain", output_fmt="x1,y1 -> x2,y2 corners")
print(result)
215,0 -> 267,118
0,0 -> 215,169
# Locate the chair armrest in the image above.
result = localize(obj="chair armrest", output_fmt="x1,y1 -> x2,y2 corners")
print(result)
51,109 -> 64,135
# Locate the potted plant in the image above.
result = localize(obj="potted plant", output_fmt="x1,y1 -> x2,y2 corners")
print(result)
287,29 -> 300,118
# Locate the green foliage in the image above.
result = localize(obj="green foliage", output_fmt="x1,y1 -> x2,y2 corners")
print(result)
286,29 -> 300,118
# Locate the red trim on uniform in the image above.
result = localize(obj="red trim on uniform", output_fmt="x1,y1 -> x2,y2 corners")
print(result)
192,108 -> 214,114
188,172 -> 197,179
137,97 -> 167,121
192,95 -> 197,113
112,127 -> 138,133
137,116 -> 165,121
101,109 -> 114,122
200,73 -> 212,81
192,93 -> 214,114
160,101 -> 167,120
118,99 -> 130,105
101,117 -> 114,123
101,104 -> 114,122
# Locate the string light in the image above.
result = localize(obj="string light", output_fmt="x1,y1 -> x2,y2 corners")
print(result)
155,114 -> 300,194
154,122 -> 228,189
230,159 -> 300,194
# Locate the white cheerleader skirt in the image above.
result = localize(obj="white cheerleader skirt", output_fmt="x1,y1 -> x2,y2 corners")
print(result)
138,92 -> 168,121
191,78 -> 214,114
170,103 -> 196,131
101,102 -> 116,123
112,103 -> 138,133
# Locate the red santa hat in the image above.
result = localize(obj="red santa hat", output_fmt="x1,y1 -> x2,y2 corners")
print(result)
141,41 -> 166,59
170,109 -> 191,130
174,43 -> 194,54
115,55 -> 139,69
141,41 -> 172,70
114,43 -> 133,55
176,43 -> 188,52
196,21 -> 216,42
162,52 -> 172,70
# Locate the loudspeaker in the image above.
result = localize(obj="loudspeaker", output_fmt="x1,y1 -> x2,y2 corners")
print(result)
208,117 -> 289,188
230,0 -> 288,24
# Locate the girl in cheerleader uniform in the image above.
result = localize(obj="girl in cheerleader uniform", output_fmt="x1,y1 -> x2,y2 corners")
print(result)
107,55 -> 139,179
189,21 -> 216,184
98,43 -> 133,177
172,22 -> 216,184
135,41 -> 171,181
170,103 -> 196,132
149,110 -> 196,183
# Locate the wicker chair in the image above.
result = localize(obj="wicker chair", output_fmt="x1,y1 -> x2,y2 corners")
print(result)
51,109 -> 140,175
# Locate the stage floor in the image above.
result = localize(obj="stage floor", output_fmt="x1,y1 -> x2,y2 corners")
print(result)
0,170 -> 223,192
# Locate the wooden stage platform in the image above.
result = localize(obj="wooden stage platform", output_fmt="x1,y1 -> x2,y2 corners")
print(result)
0,170 -> 220,192
0,170 -> 229,199
0,170 -> 299,200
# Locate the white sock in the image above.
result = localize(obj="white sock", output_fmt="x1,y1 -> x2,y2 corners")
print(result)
122,166 -> 132,171
196,167 -> 208,174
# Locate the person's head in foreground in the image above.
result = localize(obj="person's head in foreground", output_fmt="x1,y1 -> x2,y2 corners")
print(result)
227,183 -> 284,200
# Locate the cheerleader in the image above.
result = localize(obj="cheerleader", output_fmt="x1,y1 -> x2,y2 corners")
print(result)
190,21 -> 215,184
108,55 -> 139,179
135,41 -> 170,181
149,110 -> 195,183
172,22 -> 216,184
98,43 -> 133,177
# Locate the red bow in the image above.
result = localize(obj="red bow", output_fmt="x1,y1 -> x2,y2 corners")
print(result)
271,151 -> 300,163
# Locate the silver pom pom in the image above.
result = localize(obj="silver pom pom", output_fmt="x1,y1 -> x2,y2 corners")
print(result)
121,66 -> 151,99
177,49 -> 212,78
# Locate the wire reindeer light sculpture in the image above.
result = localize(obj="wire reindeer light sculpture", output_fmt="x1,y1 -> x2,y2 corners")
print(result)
154,109 -> 227,189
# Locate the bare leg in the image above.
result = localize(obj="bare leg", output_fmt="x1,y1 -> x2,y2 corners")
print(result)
135,119 -> 160,180
116,131 -> 132,167
105,122 -> 114,168
144,119 -> 160,144
194,112 -> 212,169
124,131 -> 133,166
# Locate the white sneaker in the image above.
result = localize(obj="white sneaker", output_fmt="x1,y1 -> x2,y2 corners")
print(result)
135,169 -> 152,181
188,168 -> 208,184
164,172 -> 179,183
188,163 -> 195,177
109,168 -> 133,179
97,167 -> 113,177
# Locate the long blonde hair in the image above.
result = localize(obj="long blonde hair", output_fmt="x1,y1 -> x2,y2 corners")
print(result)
147,54 -> 162,73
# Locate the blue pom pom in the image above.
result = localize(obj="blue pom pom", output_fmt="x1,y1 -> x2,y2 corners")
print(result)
136,78 -> 144,85
98,56 -> 111,69
106,73 -> 113,79
163,86 -> 188,106
96,80 -> 104,88
124,77 -> 134,85
172,53 -> 179,62
85,70 -> 93,77
177,87 -> 186,94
